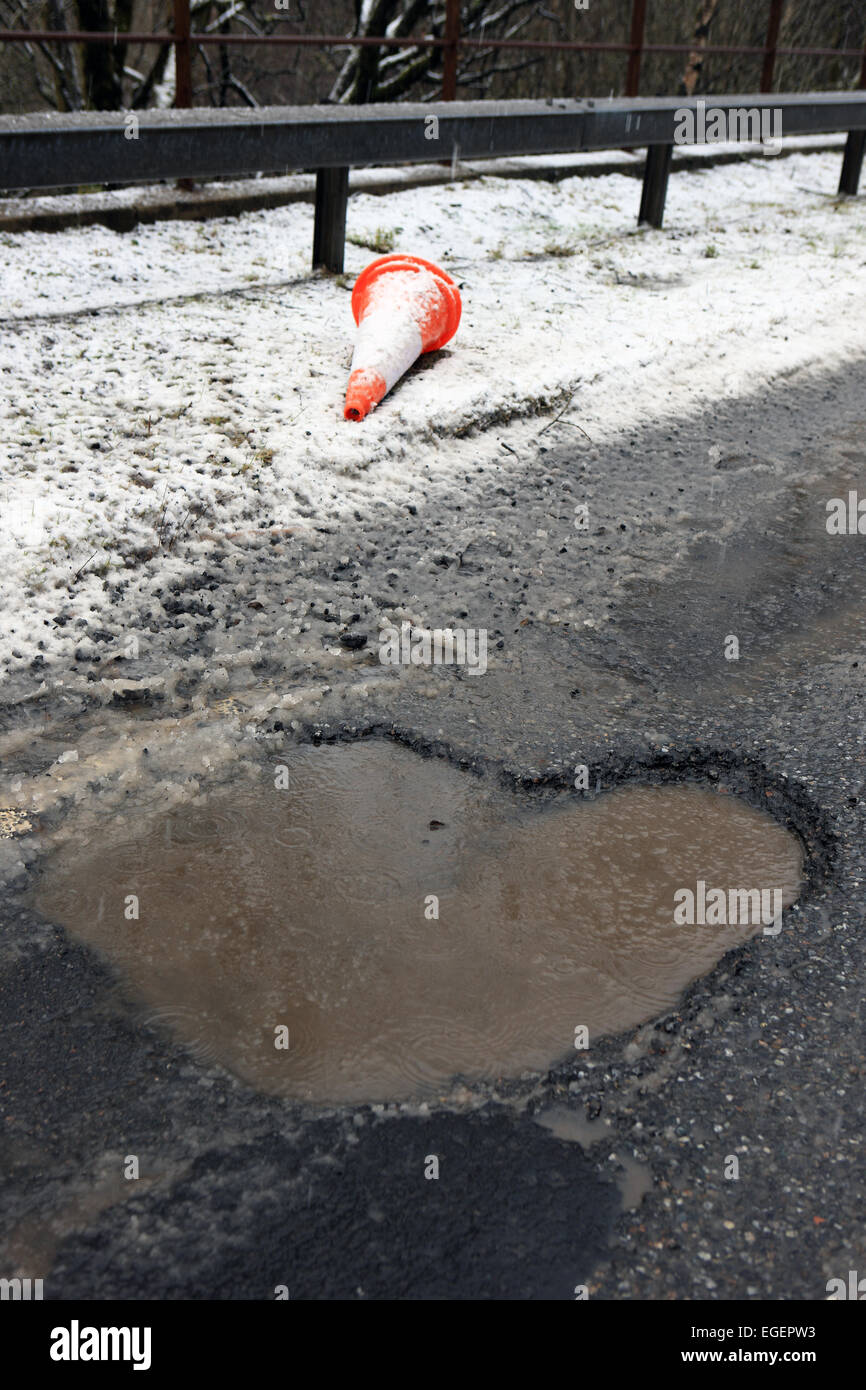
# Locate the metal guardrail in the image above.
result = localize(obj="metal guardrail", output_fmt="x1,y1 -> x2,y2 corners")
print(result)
1,93 -> 864,268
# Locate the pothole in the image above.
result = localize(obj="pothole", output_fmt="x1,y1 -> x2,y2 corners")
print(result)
30,739 -> 803,1104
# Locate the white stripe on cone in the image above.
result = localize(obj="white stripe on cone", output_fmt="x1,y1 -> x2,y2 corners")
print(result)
349,269 -> 433,394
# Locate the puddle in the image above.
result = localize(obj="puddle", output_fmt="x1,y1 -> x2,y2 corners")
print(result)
535,1107 -> 653,1211
32,740 -> 803,1104
535,1106 -> 611,1148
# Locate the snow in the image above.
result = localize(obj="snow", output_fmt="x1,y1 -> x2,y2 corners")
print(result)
0,144 -> 864,693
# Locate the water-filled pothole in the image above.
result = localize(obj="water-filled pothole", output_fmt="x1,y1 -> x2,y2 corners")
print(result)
33,740 -> 803,1103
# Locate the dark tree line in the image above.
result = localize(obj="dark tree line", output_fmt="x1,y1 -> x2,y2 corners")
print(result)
1,1 -> 864,114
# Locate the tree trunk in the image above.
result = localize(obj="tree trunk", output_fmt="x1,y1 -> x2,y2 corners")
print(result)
75,0 -> 126,109
681,0 -> 722,96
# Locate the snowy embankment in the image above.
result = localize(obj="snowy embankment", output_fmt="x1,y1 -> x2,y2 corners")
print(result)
0,146 -> 864,690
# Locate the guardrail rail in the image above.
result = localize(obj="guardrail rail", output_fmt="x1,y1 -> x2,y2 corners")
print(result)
1,92 -> 864,269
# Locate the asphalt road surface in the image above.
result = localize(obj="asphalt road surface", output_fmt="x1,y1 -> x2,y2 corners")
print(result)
1,354 -> 865,1300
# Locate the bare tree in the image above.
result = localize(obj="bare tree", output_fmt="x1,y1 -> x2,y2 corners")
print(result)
681,1 -> 722,96
327,1 -> 561,105
0,0 -> 184,110
2,0 -> 865,116
0,0 -> 84,108
0,0 -> 277,111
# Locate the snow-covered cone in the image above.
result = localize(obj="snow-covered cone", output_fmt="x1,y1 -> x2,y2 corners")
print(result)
344,254 -> 462,421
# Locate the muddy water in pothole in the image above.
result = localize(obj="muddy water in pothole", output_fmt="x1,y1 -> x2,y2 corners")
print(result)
33,740 -> 803,1104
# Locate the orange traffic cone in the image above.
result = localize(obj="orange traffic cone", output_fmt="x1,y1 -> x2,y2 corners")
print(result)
344,254 -> 462,421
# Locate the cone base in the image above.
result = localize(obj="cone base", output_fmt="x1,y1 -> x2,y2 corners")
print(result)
351,254 -> 461,353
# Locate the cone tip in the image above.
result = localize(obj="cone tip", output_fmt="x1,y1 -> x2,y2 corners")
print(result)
345,368 -> 387,422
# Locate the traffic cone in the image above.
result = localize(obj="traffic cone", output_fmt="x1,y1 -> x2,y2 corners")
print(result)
344,254 -> 462,421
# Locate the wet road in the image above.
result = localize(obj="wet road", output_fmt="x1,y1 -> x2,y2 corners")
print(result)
1,355 -> 865,1299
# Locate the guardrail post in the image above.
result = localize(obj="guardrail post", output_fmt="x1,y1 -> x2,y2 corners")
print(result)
625,0 -> 647,97
638,143 -> 673,227
761,0 -> 785,93
838,130 -> 865,195
838,29 -> 866,195
442,0 -> 460,101
313,166 -> 349,272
